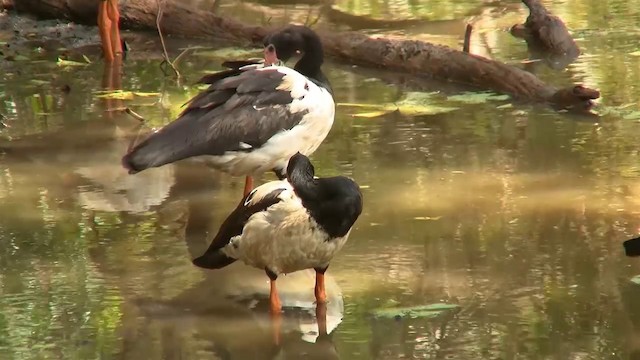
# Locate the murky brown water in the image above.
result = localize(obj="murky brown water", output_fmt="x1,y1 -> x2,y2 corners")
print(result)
3,0 -> 640,359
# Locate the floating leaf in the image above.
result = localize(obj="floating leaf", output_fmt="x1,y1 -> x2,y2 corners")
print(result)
372,303 -> 460,320
96,91 -> 135,100
29,79 -> 50,86
630,50 -> 640,56
622,111 -> 640,120
82,54 -> 92,64
13,55 -> 30,61
339,91 -> 458,118
447,91 -> 510,104
395,103 -> 458,116
337,102 -> 382,108
351,110 -> 391,118
393,91 -> 457,116
413,216 -> 442,221
133,92 -> 161,97
631,275 -> 640,285
95,90 -> 160,100
57,57 -> 89,66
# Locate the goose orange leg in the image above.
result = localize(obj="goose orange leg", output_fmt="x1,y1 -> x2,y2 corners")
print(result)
98,0 -> 122,62
106,0 -> 122,57
97,0 -> 113,62
243,176 -> 254,196
314,267 -> 328,304
266,269 -> 282,345
266,269 -> 282,313
316,302 -> 328,337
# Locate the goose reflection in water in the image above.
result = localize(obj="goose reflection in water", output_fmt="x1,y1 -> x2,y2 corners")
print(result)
79,161 -> 345,359
109,263 -> 344,360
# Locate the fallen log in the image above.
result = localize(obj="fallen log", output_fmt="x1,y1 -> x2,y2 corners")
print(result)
14,0 -> 599,111
510,0 -> 580,70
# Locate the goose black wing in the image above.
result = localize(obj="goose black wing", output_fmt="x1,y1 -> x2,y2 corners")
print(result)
196,59 -> 264,85
122,66 -> 309,174
192,186 -> 286,269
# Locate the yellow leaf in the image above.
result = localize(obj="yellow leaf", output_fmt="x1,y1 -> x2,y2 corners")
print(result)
56,57 -> 88,66
395,104 -> 457,116
413,216 -> 443,221
94,91 -> 160,100
96,91 -> 135,100
337,102 -> 387,109
351,110 -> 391,118
340,92 -> 458,118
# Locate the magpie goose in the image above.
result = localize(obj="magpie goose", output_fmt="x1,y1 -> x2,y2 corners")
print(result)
192,152 -> 363,313
121,25 -> 335,196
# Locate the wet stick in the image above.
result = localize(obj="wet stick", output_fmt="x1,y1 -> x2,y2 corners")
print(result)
125,108 -> 145,122
463,24 -> 472,53
156,0 -> 180,79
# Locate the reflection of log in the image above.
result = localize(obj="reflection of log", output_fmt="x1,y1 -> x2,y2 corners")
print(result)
322,4 -> 441,30
15,0 -> 598,111
510,0 -> 580,70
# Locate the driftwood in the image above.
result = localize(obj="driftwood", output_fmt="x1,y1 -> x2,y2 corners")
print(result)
510,0 -> 580,70
13,0 -> 599,111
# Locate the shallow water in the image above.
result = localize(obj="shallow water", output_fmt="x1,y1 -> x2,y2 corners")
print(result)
3,0 -> 640,359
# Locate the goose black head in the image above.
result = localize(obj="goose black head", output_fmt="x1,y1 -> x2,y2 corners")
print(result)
263,25 -> 323,65
286,152 -> 315,183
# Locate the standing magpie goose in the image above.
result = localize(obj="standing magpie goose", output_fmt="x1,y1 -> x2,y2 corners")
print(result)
121,25 -> 335,196
192,152 -> 363,314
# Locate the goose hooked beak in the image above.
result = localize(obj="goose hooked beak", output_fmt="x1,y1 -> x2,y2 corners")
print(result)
264,44 -> 280,66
